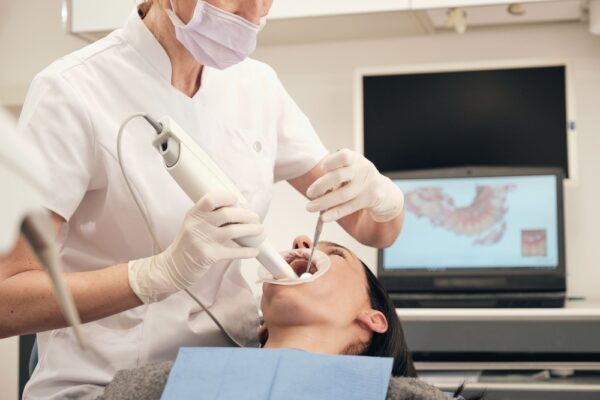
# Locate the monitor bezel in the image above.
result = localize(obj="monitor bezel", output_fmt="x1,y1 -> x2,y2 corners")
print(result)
377,166 -> 566,294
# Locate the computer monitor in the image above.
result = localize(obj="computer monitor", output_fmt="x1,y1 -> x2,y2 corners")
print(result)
378,167 -> 566,297
356,62 -> 576,179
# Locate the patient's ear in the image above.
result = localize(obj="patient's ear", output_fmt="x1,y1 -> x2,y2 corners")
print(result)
357,310 -> 388,334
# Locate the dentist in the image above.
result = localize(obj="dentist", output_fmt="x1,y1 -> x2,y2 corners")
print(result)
1,1 -> 405,398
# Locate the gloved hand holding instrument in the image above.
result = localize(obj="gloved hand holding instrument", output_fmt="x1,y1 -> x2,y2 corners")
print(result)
128,190 -> 263,304
306,149 -> 405,223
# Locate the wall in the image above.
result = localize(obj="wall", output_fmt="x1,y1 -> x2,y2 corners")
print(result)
0,0 -> 87,105
253,22 -> 600,300
0,337 -> 18,400
0,1 -> 87,398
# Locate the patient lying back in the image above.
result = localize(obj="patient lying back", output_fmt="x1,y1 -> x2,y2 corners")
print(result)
98,235 -> 481,400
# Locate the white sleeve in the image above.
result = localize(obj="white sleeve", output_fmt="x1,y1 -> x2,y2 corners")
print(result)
18,73 -> 96,221
269,68 -> 328,183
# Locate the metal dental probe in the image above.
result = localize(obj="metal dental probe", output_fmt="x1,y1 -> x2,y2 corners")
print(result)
305,211 -> 324,275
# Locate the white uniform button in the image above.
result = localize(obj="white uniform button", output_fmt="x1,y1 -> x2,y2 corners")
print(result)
253,141 -> 262,152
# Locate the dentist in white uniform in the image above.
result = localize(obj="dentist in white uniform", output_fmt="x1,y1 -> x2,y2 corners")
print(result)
1,0 -> 405,398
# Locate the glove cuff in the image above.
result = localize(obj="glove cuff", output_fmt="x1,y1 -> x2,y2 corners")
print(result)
128,258 -> 154,304
128,253 -> 181,304
369,176 -> 405,223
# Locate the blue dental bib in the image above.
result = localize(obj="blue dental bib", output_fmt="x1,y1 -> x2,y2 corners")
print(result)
162,347 -> 393,400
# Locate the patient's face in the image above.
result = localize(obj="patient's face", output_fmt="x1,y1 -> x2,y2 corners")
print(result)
261,236 -> 371,329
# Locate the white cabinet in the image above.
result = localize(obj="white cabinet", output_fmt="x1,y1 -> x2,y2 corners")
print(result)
426,0 -> 583,29
410,0 -> 550,10
65,0 -> 134,36
65,0 -> 415,40
268,0 -> 410,19
66,0 -> 413,36
66,0 -> 553,36
65,0 -> 585,41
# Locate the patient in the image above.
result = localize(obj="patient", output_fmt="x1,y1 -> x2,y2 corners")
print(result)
259,235 -> 415,377
98,236 -> 481,400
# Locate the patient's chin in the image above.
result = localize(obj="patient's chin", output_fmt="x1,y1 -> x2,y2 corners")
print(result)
262,290 -> 316,325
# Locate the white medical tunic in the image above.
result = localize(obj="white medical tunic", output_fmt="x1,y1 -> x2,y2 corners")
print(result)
19,10 -> 327,400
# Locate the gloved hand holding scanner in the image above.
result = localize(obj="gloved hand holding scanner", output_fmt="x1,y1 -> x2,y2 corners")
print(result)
128,190 -> 263,304
123,114 -> 314,304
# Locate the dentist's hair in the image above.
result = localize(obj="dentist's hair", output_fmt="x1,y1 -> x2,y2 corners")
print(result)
360,261 -> 417,378
138,0 -> 154,18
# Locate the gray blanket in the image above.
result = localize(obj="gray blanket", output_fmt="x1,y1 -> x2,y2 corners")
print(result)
97,361 -> 450,400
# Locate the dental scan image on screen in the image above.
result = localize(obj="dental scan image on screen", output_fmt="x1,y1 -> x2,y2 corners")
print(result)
384,175 -> 559,270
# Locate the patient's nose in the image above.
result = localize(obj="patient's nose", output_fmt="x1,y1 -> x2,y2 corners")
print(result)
292,235 -> 312,249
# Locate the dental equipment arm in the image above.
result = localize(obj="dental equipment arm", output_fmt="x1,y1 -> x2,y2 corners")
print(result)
0,109 -> 84,347
145,115 -> 297,280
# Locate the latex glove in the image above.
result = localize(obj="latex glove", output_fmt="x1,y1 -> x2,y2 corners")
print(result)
306,149 -> 404,223
128,190 -> 263,303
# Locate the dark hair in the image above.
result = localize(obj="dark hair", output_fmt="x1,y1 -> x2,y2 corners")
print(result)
360,260 -> 417,378
138,0 -> 154,19
454,383 -> 486,400
360,261 -> 486,399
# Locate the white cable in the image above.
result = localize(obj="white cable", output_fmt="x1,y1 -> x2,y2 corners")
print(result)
117,113 -> 245,348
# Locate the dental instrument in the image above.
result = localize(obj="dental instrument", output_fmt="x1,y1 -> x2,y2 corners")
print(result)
20,212 -> 85,348
0,109 -> 84,348
305,213 -> 323,278
117,113 -> 326,347
145,115 -> 298,280
305,189 -> 332,277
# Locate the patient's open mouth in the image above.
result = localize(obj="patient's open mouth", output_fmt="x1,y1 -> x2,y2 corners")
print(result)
259,248 -> 330,285
285,253 -> 318,276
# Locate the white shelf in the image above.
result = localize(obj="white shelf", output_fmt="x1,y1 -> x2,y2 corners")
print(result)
417,361 -> 600,371
397,301 -> 600,321
434,381 -> 600,392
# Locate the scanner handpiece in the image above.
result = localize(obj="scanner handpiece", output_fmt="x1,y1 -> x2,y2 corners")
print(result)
150,116 -> 298,280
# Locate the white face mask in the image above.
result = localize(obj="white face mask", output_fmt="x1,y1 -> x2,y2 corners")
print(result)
167,1 -> 265,70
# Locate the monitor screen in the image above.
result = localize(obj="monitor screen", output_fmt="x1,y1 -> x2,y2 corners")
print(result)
362,66 -> 570,176
383,174 -> 560,271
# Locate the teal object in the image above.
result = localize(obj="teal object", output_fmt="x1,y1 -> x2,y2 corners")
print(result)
162,347 -> 393,400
